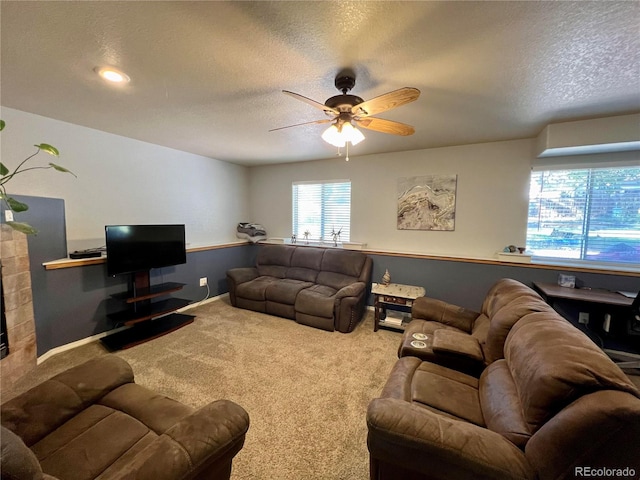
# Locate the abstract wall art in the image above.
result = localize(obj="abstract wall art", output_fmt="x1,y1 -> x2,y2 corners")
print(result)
397,174 -> 457,231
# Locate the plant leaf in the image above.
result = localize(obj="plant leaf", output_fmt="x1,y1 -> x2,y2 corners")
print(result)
0,120 -> 5,131
6,221 -> 38,235
6,197 -> 29,212
35,143 -> 59,156
49,163 -> 77,177
0,162 -> 8,176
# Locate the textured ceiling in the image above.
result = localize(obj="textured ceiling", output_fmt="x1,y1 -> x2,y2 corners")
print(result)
1,1 -> 639,166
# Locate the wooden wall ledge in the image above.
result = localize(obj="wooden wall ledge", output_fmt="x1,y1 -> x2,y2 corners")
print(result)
42,241 -> 250,270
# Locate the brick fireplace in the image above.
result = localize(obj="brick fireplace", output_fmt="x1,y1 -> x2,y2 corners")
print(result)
1,224 -> 37,392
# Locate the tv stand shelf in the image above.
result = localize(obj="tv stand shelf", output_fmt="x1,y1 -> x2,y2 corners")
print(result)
103,272 -> 194,350
111,282 -> 186,303
107,297 -> 192,325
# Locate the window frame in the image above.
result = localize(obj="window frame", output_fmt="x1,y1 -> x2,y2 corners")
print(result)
526,165 -> 640,267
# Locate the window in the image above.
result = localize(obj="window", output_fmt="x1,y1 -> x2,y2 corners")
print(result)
292,180 -> 351,242
526,166 -> 640,264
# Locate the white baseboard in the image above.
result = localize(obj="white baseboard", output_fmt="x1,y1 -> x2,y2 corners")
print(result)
37,293 -> 228,364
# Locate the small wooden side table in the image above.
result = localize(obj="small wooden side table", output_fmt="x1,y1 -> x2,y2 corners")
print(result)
372,282 -> 426,332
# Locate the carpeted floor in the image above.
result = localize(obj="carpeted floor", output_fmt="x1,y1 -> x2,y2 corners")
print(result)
3,298 -> 402,480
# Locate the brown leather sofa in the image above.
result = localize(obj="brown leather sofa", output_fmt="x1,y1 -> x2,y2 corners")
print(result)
227,244 -> 372,333
398,278 -> 553,375
367,287 -> 640,480
1,355 -> 249,480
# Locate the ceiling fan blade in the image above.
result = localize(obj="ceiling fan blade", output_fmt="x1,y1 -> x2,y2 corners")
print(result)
352,87 -> 420,117
282,90 -> 339,116
355,117 -> 415,136
269,118 -> 332,132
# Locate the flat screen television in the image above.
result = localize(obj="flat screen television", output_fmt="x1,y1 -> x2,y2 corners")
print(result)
105,224 -> 186,276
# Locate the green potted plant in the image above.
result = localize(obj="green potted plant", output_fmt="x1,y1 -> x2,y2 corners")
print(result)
0,120 -> 76,234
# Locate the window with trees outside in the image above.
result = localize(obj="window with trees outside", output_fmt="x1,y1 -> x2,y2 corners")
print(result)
526,166 -> 640,265
292,180 -> 351,243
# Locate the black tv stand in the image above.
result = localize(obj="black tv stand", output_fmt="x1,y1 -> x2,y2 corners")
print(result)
102,270 -> 194,350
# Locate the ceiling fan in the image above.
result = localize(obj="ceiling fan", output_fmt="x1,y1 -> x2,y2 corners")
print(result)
271,72 -> 420,153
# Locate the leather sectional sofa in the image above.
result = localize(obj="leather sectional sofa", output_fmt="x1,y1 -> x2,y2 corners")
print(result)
367,279 -> 640,479
1,355 -> 249,480
398,278 -> 554,375
227,244 -> 372,333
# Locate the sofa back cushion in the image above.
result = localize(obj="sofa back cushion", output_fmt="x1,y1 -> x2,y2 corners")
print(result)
321,249 -> 367,277
317,249 -> 369,290
256,245 -> 294,278
480,279 -> 542,319
287,247 -> 324,282
504,312 -> 639,434
483,296 -> 554,364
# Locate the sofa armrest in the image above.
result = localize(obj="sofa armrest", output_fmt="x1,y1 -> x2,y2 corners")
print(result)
335,281 -> 366,300
1,355 -> 133,446
121,399 -> 250,480
432,329 -> 484,363
226,267 -> 259,286
367,398 -> 535,480
412,297 -> 480,333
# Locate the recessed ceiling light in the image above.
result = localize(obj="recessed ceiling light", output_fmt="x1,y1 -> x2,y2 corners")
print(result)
94,66 -> 130,84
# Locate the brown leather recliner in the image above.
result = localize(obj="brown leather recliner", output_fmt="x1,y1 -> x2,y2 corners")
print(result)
1,355 -> 249,480
399,278 -> 553,375
367,310 -> 640,480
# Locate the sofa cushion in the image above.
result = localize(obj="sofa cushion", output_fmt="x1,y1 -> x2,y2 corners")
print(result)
481,278 -> 542,319
287,247 -> 323,282
295,284 -> 337,318
316,271 -> 358,290
479,360 -> 531,449
505,312 -> 639,433
32,405 -> 154,480
483,296 -> 553,364
320,249 -> 366,277
265,279 -> 314,305
382,357 -> 484,426
255,244 -> 294,278
235,276 -> 277,301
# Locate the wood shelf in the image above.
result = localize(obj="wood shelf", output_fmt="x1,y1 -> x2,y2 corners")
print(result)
111,282 -> 186,303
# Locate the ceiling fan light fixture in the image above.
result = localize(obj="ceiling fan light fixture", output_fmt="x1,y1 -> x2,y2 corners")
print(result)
322,122 -> 364,147
341,121 -> 365,146
322,124 -> 346,147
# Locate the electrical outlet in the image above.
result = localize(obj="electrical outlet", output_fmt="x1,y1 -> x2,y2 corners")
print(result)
199,277 -> 207,287
4,210 -> 14,222
578,312 -> 589,325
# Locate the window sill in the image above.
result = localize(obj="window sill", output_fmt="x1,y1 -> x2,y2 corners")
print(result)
261,238 -> 366,250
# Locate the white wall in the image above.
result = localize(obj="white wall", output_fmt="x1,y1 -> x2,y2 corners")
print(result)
1,108 -> 249,251
248,139 -> 534,259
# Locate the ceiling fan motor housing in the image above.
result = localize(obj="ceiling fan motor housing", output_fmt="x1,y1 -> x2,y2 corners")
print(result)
325,94 -> 364,112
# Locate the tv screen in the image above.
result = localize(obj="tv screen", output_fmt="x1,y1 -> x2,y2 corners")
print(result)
105,224 -> 186,276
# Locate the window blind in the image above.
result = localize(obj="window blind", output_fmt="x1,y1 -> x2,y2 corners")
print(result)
292,180 -> 351,242
526,166 -> 640,264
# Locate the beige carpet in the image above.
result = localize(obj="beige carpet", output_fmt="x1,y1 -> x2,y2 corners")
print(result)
3,298 -> 402,480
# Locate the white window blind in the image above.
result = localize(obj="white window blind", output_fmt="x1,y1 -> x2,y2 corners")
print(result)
292,180 -> 351,242
526,166 -> 640,264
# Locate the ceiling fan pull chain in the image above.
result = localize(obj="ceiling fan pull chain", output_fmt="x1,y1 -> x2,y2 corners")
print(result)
346,141 -> 350,162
